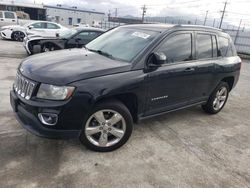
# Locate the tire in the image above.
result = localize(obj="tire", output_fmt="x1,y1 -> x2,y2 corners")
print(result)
42,43 -> 56,52
79,100 -> 133,152
32,45 -> 42,54
12,31 -> 25,42
202,82 -> 229,114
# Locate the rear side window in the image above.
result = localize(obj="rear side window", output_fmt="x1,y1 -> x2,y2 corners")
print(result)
0,12 -> 3,18
197,34 -> 213,59
218,36 -> 236,57
158,33 -> 192,63
4,12 -> 15,19
47,23 -> 60,29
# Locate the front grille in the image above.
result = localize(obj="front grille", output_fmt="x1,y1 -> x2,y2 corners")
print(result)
13,73 -> 36,100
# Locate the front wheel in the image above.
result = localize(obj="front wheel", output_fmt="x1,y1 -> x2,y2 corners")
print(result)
79,100 -> 133,152
202,82 -> 229,114
12,31 -> 25,42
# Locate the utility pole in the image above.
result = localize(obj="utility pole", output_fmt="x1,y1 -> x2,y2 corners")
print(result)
219,1 -> 228,29
212,18 -> 216,27
141,5 -> 147,23
203,10 -> 208,26
234,19 -> 242,44
114,8 -> 118,17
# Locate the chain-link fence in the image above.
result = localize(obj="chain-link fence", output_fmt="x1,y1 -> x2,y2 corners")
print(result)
224,30 -> 250,55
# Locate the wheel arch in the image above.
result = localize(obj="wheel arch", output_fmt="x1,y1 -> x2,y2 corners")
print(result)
94,93 -> 139,123
221,76 -> 235,91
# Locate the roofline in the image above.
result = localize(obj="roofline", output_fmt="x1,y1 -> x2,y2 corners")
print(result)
44,5 -> 105,15
174,24 -> 222,32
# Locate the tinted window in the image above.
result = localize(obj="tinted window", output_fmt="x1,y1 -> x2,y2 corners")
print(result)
47,23 -> 60,29
4,12 -> 15,19
31,22 -> 46,29
0,12 -> 3,18
77,31 -> 101,40
218,36 -> 236,57
77,18 -> 81,23
158,33 -> 192,63
212,35 -> 218,57
197,34 -> 213,59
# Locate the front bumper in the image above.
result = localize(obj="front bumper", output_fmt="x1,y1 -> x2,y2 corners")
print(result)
0,29 -> 12,39
10,90 -> 81,139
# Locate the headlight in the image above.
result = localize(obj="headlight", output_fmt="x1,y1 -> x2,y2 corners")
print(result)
37,84 -> 75,100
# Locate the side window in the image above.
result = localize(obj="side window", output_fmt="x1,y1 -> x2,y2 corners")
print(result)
212,35 -> 218,57
218,36 -> 235,57
4,12 -> 15,19
197,34 -> 213,59
0,12 -> 3,18
77,31 -> 101,40
31,22 -> 46,29
47,23 -> 60,29
158,33 -> 192,63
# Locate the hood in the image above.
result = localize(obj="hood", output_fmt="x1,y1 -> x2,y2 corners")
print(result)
27,35 -> 59,41
20,48 -> 131,85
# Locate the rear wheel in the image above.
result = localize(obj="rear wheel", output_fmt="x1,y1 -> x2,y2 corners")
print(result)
202,82 -> 229,114
79,100 -> 133,152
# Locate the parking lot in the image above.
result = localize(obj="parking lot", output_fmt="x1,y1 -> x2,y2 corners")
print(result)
0,39 -> 249,188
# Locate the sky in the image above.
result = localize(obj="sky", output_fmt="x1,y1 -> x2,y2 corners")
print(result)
11,0 -> 250,28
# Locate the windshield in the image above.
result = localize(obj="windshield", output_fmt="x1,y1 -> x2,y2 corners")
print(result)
86,27 -> 159,62
59,29 -> 78,39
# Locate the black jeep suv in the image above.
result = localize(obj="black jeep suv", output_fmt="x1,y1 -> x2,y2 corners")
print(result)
10,24 -> 241,152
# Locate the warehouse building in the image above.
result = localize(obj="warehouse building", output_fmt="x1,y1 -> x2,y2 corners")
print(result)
45,5 -> 105,26
0,1 -> 105,26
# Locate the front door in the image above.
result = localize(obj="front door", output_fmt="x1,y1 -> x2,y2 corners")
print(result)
145,31 -> 196,116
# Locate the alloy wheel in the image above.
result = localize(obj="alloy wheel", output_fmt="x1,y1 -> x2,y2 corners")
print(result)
85,109 -> 126,147
213,86 -> 228,111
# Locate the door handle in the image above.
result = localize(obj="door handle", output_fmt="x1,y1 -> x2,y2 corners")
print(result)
0,19 -> 3,21
184,67 -> 195,72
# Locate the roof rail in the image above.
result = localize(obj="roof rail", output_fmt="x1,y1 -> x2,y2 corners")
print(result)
173,24 -> 222,31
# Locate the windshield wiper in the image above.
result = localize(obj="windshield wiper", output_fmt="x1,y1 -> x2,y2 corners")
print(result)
87,48 -> 115,59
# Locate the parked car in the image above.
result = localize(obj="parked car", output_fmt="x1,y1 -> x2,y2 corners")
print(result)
23,27 -> 104,54
1,21 -> 68,41
10,24 -> 241,152
0,11 -> 18,27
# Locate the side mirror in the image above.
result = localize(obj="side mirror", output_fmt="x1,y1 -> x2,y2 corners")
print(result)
148,52 -> 167,67
28,25 -> 34,30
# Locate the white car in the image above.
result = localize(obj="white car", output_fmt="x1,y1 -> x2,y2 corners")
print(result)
0,21 -> 69,41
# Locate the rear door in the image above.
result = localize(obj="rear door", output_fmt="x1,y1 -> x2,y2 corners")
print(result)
45,23 -> 61,37
190,32 -> 218,103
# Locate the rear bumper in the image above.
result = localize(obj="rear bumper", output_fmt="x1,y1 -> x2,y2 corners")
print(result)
10,90 -> 80,139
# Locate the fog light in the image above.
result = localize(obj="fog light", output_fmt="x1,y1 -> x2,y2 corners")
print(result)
38,113 -> 58,126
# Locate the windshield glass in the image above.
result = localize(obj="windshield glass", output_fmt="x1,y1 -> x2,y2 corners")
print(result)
86,27 -> 159,62
59,29 -> 78,38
